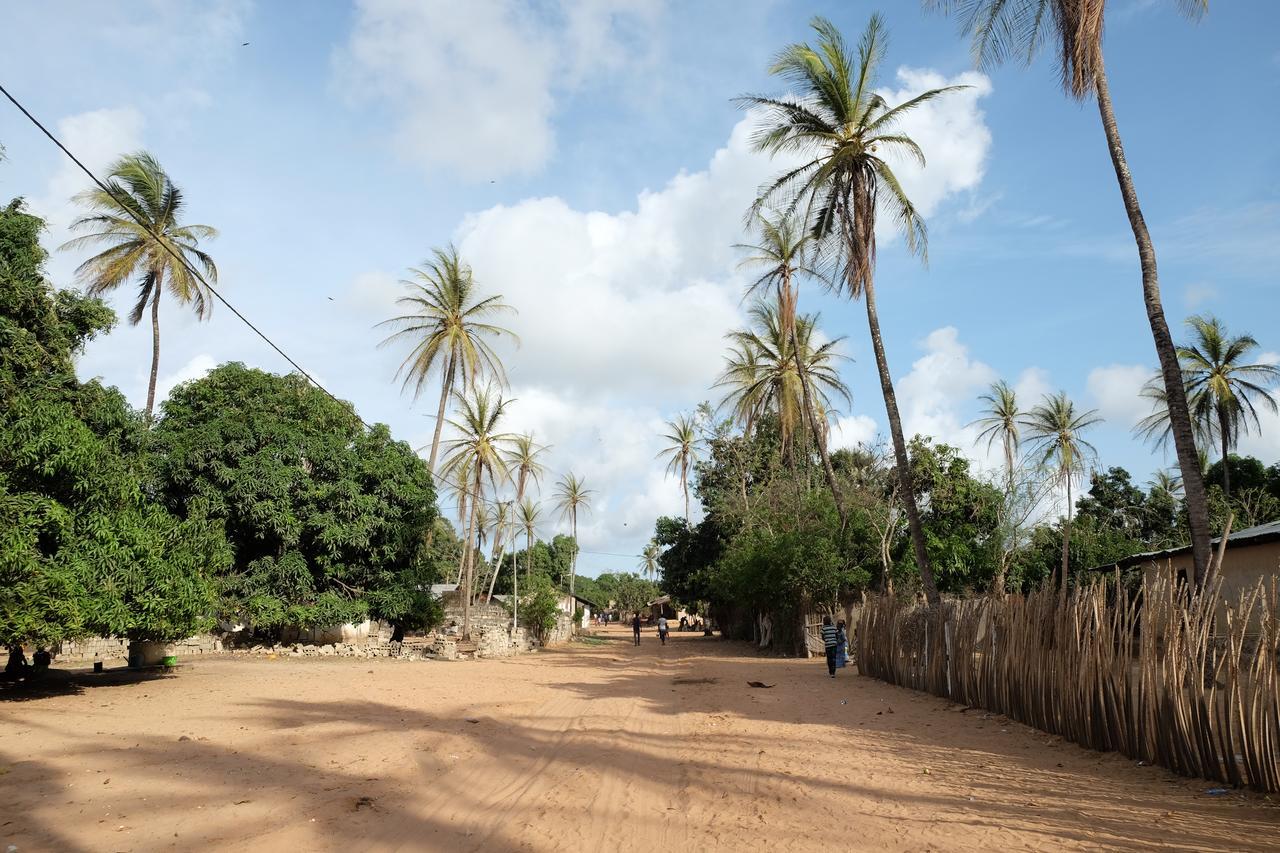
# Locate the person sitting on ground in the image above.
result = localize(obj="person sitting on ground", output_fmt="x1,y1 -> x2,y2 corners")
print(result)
5,645 -> 29,679
820,615 -> 839,678
631,611 -> 642,646
835,620 -> 849,669
657,615 -> 669,645
32,648 -> 51,674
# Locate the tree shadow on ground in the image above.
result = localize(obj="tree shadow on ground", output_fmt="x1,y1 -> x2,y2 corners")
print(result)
0,666 -> 174,703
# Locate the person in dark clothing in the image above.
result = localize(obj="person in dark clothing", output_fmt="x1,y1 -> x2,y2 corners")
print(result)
820,615 -> 838,678
835,620 -> 849,669
631,612 -> 642,646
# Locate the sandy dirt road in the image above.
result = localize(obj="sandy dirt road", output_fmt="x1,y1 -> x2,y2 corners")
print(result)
2,625 -> 1276,851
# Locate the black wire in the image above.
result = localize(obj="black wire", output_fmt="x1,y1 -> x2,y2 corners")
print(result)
0,82 -> 361,424
1,83 -> 632,548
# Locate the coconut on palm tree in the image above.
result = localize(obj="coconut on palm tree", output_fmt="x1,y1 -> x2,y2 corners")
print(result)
657,413 -> 700,526
1022,392 -> 1102,598
717,301 -> 851,457
439,384 -> 515,637
554,473 -> 593,606
377,245 -> 518,474
927,0 -> 1215,584
741,15 -> 963,605
64,151 -> 218,422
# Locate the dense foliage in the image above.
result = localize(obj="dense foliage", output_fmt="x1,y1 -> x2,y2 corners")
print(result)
146,362 -> 441,630
0,199 -> 226,647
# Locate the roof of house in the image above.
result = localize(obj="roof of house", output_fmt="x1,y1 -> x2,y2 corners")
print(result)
1091,519 -> 1280,572
647,595 -> 671,607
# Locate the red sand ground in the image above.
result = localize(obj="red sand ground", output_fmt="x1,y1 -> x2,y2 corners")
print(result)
2,625 -> 1276,851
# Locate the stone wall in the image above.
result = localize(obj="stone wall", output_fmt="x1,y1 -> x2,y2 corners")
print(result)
54,635 -> 222,664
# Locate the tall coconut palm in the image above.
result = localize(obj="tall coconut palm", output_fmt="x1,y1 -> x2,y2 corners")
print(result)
740,15 -> 963,605
1022,392 -> 1102,598
639,540 -> 660,581
377,245 -> 518,474
971,380 -> 1021,491
927,0 -> 1215,584
657,413 -> 700,526
716,302 -> 851,456
554,473 -> 593,605
1149,468 -> 1184,501
1178,315 -> 1279,499
504,432 -> 549,508
439,384 -> 515,637
517,497 -> 542,581
63,151 -> 218,422
1134,375 -> 1216,455
736,212 -> 846,518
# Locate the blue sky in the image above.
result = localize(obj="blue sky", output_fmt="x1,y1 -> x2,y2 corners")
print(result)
2,1 -> 1278,577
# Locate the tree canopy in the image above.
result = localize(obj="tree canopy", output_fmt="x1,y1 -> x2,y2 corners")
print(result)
1,198 -> 226,647
146,362 -> 440,630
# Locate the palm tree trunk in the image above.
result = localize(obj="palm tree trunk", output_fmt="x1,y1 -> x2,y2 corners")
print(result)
568,512 -> 578,624
462,468 -> 482,639
525,529 -> 533,581
1060,476 -> 1072,603
1094,59 -> 1212,586
426,352 -> 456,474
862,276 -> 940,607
1218,408 -> 1232,499
682,457 -> 691,526
144,288 -> 161,424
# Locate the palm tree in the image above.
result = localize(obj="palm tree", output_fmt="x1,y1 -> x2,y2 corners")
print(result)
927,0 -> 1215,585
1133,375 -> 1216,455
740,15 -> 963,606
657,413 -> 700,525
971,380 -> 1021,491
517,497 -> 542,581
639,540 -> 660,581
1178,315 -> 1280,499
1022,392 -> 1102,598
716,301 -> 851,456
1149,469 -> 1184,500
439,384 -> 515,637
377,245 -> 518,474
63,151 -> 218,422
504,432 -> 549,508
554,473 -> 593,606
736,212 -> 846,517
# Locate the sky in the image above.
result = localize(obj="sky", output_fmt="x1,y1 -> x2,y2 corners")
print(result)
2,0 -> 1279,578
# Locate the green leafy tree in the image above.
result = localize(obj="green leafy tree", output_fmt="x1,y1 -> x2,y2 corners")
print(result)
1,199 -> 225,647
741,15 -> 965,606
63,152 -> 219,422
147,362 -> 437,632
1021,392 -> 1102,595
377,246 -> 517,473
927,0 -> 1216,585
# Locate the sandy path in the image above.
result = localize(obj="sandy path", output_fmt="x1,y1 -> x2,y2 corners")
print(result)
2,626 -> 1276,851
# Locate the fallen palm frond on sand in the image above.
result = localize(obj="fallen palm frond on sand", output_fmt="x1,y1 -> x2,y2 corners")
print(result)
858,573 -> 1279,793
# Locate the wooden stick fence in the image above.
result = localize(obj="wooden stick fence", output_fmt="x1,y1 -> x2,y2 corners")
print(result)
857,574 -> 1279,792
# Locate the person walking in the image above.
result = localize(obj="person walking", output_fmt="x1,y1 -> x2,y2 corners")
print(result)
820,615 -> 838,678
657,615 -> 669,645
835,620 -> 849,670
631,611 -> 642,646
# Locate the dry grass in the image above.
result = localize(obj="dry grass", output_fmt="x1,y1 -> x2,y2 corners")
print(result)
858,573 -> 1280,792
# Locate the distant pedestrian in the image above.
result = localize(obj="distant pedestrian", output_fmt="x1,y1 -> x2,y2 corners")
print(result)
657,615 -> 669,645
632,612 -> 642,646
820,615 -> 838,678
835,620 -> 849,669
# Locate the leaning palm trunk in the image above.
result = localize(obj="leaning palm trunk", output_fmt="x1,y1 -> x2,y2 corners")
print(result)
145,288 -> 162,423
862,273 -> 940,608
426,352 -> 456,474
1094,59 -> 1212,585
1218,407 -> 1232,498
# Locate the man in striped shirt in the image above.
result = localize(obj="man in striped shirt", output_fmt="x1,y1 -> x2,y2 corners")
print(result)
821,615 -> 839,678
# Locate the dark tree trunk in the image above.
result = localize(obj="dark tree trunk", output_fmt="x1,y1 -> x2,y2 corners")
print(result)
862,276 -> 940,607
1060,476 -> 1072,604
1219,407 -> 1232,499
1094,61 -> 1212,586
144,288 -> 161,424
427,351 -> 456,475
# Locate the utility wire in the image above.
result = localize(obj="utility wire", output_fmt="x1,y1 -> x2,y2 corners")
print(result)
0,82 -> 361,424
1,83 -> 639,553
